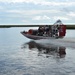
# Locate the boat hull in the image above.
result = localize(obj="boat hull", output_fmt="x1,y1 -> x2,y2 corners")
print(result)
21,32 -> 56,40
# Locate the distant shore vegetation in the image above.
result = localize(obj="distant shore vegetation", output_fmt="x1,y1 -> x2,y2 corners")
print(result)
0,25 -> 75,29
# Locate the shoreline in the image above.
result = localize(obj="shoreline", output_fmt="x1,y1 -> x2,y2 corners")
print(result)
0,25 -> 75,29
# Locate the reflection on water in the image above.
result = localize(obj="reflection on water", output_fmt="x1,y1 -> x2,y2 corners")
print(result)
22,41 -> 66,58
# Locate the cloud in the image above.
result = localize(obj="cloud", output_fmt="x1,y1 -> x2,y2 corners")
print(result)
0,6 -> 3,9
40,2 -> 75,6
32,15 -> 50,20
0,0 -> 75,24
0,0 -> 75,7
0,0 -> 45,3
53,16 -> 70,21
67,12 -> 75,17
6,9 -> 61,16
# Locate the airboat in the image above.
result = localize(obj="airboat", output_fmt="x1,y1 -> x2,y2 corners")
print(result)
21,20 -> 66,40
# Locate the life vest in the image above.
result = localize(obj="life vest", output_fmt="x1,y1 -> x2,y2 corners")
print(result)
28,29 -> 33,34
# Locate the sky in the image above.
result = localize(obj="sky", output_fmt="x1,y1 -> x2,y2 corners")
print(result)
0,0 -> 75,25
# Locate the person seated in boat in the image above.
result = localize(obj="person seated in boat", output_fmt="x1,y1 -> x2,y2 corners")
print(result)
44,25 -> 50,36
32,30 -> 38,35
55,25 -> 58,37
51,25 -> 55,37
56,24 -> 60,30
23,30 -> 25,33
38,26 -> 44,36
51,25 -> 59,37
55,24 -> 60,37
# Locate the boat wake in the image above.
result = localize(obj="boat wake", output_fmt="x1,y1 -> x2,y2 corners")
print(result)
34,37 -> 75,49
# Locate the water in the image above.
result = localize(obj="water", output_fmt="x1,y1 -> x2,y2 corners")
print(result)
0,27 -> 75,75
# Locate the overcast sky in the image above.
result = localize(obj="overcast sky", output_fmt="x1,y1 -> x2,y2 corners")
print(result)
0,0 -> 75,25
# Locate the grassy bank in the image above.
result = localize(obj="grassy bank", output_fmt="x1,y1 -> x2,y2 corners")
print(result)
0,25 -> 75,29
66,25 -> 75,29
